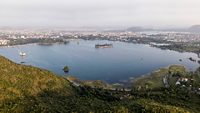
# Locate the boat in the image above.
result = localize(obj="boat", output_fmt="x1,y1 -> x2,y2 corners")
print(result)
95,43 -> 113,48
19,52 -> 26,56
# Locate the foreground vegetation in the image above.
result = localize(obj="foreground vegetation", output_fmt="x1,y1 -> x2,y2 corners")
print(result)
0,56 -> 200,113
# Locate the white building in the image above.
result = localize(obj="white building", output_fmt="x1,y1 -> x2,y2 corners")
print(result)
0,40 -> 9,45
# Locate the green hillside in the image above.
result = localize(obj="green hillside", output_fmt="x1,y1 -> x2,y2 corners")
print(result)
0,56 -> 199,113
0,56 -> 75,112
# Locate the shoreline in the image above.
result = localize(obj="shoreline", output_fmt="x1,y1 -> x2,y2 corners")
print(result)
1,38 -> 199,55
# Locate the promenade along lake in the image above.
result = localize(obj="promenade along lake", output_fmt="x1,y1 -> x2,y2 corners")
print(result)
0,40 -> 199,83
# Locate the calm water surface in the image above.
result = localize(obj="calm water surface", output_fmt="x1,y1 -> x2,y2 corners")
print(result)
0,40 -> 199,83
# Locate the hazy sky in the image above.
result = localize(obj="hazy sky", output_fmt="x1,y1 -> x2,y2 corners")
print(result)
0,0 -> 200,28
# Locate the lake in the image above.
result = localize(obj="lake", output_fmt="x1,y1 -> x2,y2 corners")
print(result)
0,39 -> 199,83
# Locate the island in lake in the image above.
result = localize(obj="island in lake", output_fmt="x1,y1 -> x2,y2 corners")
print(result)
95,43 -> 113,48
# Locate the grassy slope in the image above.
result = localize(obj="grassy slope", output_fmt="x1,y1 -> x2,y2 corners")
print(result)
132,65 -> 187,89
0,56 -> 74,112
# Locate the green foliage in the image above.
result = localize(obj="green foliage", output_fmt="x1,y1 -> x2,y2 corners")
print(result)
132,68 -> 168,89
156,43 -> 200,54
132,65 -> 189,89
0,56 -> 74,112
137,99 -> 190,113
6,38 -> 68,46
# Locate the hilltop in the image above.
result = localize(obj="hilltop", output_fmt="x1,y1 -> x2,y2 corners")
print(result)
188,25 -> 200,33
126,25 -> 200,33
0,56 -> 200,113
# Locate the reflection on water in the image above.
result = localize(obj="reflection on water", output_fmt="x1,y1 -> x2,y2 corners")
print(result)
0,40 -> 199,83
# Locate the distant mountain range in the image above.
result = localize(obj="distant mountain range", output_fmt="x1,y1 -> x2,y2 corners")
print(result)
126,27 -> 154,32
188,25 -> 200,33
126,25 -> 200,33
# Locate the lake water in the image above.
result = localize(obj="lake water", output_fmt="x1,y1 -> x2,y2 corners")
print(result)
0,39 -> 199,83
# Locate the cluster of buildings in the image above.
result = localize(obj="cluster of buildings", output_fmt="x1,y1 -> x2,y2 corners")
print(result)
63,31 -> 200,44
0,29 -> 62,39
0,29 -> 200,45
160,33 -> 200,43
174,77 -> 200,94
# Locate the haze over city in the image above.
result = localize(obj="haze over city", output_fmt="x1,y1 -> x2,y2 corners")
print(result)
0,0 -> 200,28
